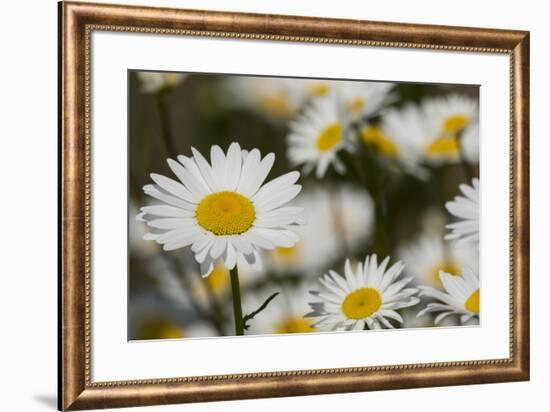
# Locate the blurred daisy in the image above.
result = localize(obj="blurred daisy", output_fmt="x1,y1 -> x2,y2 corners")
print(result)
267,185 -> 374,276
147,252 -> 257,312
138,142 -> 303,277
302,79 -> 335,98
360,104 -> 428,178
131,203 -> 160,256
245,283 -> 317,335
191,257 -> 259,302
223,76 -> 305,120
136,71 -> 187,93
422,95 -> 479,165
417,269 -> 480,325
307,256 -> 419,330
287,95 -> 353,178
398,234 -> 478,288
129,294 -> 217,340
336,81 -> 395,120
329,185 -> 375,250
460,122 -> 480,163
445,178 -> 480,246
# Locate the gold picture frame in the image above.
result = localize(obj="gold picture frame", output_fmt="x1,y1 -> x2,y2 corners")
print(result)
59,1 -> 530,410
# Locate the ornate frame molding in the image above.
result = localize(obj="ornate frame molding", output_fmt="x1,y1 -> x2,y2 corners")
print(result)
60,1 -> 529,410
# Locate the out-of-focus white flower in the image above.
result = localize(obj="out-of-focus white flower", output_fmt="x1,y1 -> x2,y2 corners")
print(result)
445,178 -> 480,246
138,143 -> 303,277
131,203 -> 160,255
364,95 -> 479,174
336,81 -> 395,120
307,256 -> 419,331
301,79 -> 336,98
417,269 -> 480,325
222,76 -> 306,120
244,282 -> 317,335
190,257 -> 260,303
421,95 -> 479,165
265,185 -> 374,276
398,234 -> 478,288
136,71 -> 187,93
129,294 -> 217,340
361,104 -> 428,179
287,95 -> 354,178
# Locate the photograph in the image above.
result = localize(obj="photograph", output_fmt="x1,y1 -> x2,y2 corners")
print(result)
128,71 -> 481,340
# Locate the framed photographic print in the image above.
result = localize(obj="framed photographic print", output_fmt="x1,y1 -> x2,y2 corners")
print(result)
59,1 -> 530,410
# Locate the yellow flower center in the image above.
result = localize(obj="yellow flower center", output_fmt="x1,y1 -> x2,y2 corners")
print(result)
360,126 -> 398,157
425,136 -> 459,156
464,289 -> 480,313
309,82 -> 330,96
259,94 -> 292,116
348,97 -> 366,114
139,319 -> 184,340
431,260 -> 461,287
164,73 -> 182,88
273,245 -> 300,264
275,317 -> 315,334
206,264 -> 230,295
442,114 -> 469,135
341,288 -> 382,320
196,191 -> 256,235
316,122 -> 343,152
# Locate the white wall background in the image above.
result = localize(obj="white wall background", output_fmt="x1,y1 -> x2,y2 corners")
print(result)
0,0 -> 545,411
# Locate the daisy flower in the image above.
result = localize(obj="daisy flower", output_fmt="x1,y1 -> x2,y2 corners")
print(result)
287,95 -> 353,178
244,282 -> 317,335
360,104 -> 428,179
131,202 -> 160,256
398,234 -> 478,288
307,256 -> 419,331
336,81 -> 395,120
302,79 -> 336,98
136,71 -> 187,93
138,142 -> 303,277
266,185 -> 374,276
445,178 -> 480,246
417,269 -> 480,325
421,95 -> 479,165
223,76 -> 306,121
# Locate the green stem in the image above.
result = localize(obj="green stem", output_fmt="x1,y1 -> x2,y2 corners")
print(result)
229,266 -> 245,336
156,91 -> 177,158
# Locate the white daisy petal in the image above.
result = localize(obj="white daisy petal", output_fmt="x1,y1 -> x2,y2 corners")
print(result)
445,178 -> 479,246
150,173 -> 198,203
255,184 -> 302,212
140,205 -> 194,218
210,236 -> 227,259
210,145 -> 228,188
225,142 -> 243,190
191,147 -> 219,191
237,149 -> 261,195
143,184 -> 195,211
245,153 -> 275,197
